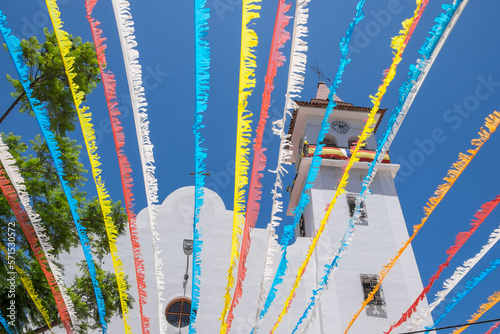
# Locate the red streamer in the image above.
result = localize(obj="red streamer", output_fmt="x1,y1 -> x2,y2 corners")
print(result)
0,166 -> 72,333
484,321 -> 500,334
85,1 -> 149,332
384,194 -> 500,333
223,1 -> 291,331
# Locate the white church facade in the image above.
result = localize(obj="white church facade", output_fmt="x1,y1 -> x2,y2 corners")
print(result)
132,83 -> 435,333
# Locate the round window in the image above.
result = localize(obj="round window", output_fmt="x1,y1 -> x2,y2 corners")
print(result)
165,298 -> 192,328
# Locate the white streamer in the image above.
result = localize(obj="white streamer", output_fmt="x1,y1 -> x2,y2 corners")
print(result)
109,0 -> 165,331
0,139 -> 79,331
252,0 -> 310,332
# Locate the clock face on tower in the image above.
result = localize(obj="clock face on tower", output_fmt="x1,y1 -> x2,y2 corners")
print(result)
331,121 -> 350,134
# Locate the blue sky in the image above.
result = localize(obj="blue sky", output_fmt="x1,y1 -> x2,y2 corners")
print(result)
1,0 -> 500,332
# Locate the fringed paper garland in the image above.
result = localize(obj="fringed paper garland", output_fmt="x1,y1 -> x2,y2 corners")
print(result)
191,0 -> 210,332
424,258 -> 500,333
45,1 -> 131,332
0,138 -> 78,331
485,320 -> 500,334
0,309 -> 14,334
295,1 -> 467,332
450,291 -> 500,334
219,1 -> 261,332
416,227 -> 500,332
109,0 -> 165,330
0,242 -> 52,330
385,195 -> 500,334
224,1 -> 291,332
251,1 -> 310,332
1,8 -> 106,333
343,111 -> 500,334
256,3 -> 366,331
84,1 -> 150,332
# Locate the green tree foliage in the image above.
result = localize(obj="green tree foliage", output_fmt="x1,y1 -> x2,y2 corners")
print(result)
0,29 -> 132,333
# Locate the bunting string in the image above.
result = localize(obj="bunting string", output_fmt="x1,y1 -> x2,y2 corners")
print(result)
219,0 -> 262,331
344,111 -> 500,334
450,291 -> 500,334
424,258 -> 500,333
84,1 -> 150,332
255,2 -> 366,330
419,224 -> 500,333
109,0 -> 166,330
191,0 -> 210,332
2,7 -> 106,333
224,1 -> 291,332
251,0 -> 310,332
0,136 -> 78,331
385,194 -> 500,333
0,309 -> 14,334
269,0 -> 430,331
45,0 -> 131,331
0,242 -> 52,330
292,2 -> 467,332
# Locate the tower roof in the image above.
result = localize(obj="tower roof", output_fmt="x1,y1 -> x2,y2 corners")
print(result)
288,82 -> 386,136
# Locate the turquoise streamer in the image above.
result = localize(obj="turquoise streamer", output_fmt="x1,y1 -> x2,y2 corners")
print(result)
252,2 -> 366,328
292,2 -> 464,332
425,258 -> 500,333
191,0 -> 210,332
0,12 -> 107,332
0,309 -> 14,334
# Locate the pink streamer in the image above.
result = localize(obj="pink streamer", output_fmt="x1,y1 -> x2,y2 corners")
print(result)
224,1 -> 291,331
85,1 -> 149,332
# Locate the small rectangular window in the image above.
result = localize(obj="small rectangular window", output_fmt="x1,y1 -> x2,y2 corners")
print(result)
360,274 -> 385,306
347,194 -> 367,219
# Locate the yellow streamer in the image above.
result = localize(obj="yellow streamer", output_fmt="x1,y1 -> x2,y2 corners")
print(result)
220,0 -> 261,332
451,291 -> 500,334
0,242 -> 53,331
343,111 -> 500,333
270,2 -> 424,333
45,1 -> 131,332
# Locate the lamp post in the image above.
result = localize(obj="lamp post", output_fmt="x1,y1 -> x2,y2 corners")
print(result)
183,239 -> 193,291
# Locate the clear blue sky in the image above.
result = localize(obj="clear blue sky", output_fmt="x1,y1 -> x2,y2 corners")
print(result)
0,0 -> 499,332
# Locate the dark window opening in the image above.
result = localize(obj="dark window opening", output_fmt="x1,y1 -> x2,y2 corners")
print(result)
299,215 -> 306,237
360,274 -> 385,306
165,298 -> 194,328
347,194 -> 367,219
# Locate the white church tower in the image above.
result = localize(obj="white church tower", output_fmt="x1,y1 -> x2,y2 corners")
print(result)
283,82 -> 434,333
131,82 -> 435,334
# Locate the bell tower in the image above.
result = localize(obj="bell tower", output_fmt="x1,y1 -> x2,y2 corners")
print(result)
285,82 -> 435,333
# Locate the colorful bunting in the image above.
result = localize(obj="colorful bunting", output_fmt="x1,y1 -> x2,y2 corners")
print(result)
344,110 -> 500,334
270,0 -> 432,330
251,0 -> 310,332
45,0 -> 132,331
0,137 -> 78,332
224,1 -> 291,332
192,0 -> 210,332
110,0 -> 166,330
425,258 -> 500,333
385,194 -> 500,333
84,1 -> 150,332
219,0 -> 262,332
0,242 -> 52,330
450,291 -> 500,334
0,309 -> 14,334
255,2 -> 366,330
1,7 -> 106,332
485,320 -> 500,334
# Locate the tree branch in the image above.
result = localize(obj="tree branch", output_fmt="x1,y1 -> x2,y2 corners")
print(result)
32,318 -> 62,334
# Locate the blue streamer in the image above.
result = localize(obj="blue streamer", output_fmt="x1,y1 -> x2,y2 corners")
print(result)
0,12 -> 107,332
191,0 -> 210,332
253,1 -> 366,326
425,258 -> 500,333
292,2 -> 464,332
0,309 -> 14,334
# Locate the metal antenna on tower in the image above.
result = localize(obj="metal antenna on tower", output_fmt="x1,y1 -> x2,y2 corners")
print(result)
308,60 -> 331,83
